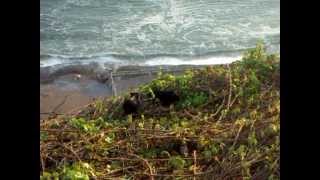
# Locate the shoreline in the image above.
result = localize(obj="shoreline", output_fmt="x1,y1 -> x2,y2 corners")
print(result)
40,64 -> 216,119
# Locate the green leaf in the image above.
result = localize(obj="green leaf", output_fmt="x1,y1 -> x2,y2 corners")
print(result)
203,150 -> 212,160
209,144 -> 219,155
248,132 -> 258,147
168,156 -> 186,170
40,132 -> 48,141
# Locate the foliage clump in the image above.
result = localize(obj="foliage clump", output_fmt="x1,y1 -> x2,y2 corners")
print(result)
41,43 -> 279,179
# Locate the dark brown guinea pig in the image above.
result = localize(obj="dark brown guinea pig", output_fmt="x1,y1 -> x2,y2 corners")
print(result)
153,90 -> 180,107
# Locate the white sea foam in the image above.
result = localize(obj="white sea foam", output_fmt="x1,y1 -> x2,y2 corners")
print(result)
40,55 -> 125,68
40,58 -> 66,67
144,55 -> 242,66
40,54 -> 242,68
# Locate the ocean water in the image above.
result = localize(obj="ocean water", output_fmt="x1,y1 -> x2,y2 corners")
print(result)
40,0 -> 279,68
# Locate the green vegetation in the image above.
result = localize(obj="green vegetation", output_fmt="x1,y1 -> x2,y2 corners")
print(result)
40,43 -> 279,179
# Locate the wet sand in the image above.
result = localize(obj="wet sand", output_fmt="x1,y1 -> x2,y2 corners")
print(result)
40,64 -> 207,120
40,72 -> 158,120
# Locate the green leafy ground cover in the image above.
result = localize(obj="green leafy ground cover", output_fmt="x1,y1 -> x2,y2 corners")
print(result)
40,43 -> 280,180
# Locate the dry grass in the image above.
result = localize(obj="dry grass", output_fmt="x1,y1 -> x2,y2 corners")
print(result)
40,44 -> 280,180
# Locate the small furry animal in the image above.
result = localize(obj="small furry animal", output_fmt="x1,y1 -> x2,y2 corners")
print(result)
153,90 -> 180,107
122,92 -> 142,115
166,139 -> 199,157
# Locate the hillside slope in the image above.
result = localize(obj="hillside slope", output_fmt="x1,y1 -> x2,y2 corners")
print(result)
40,43 -> 280,180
